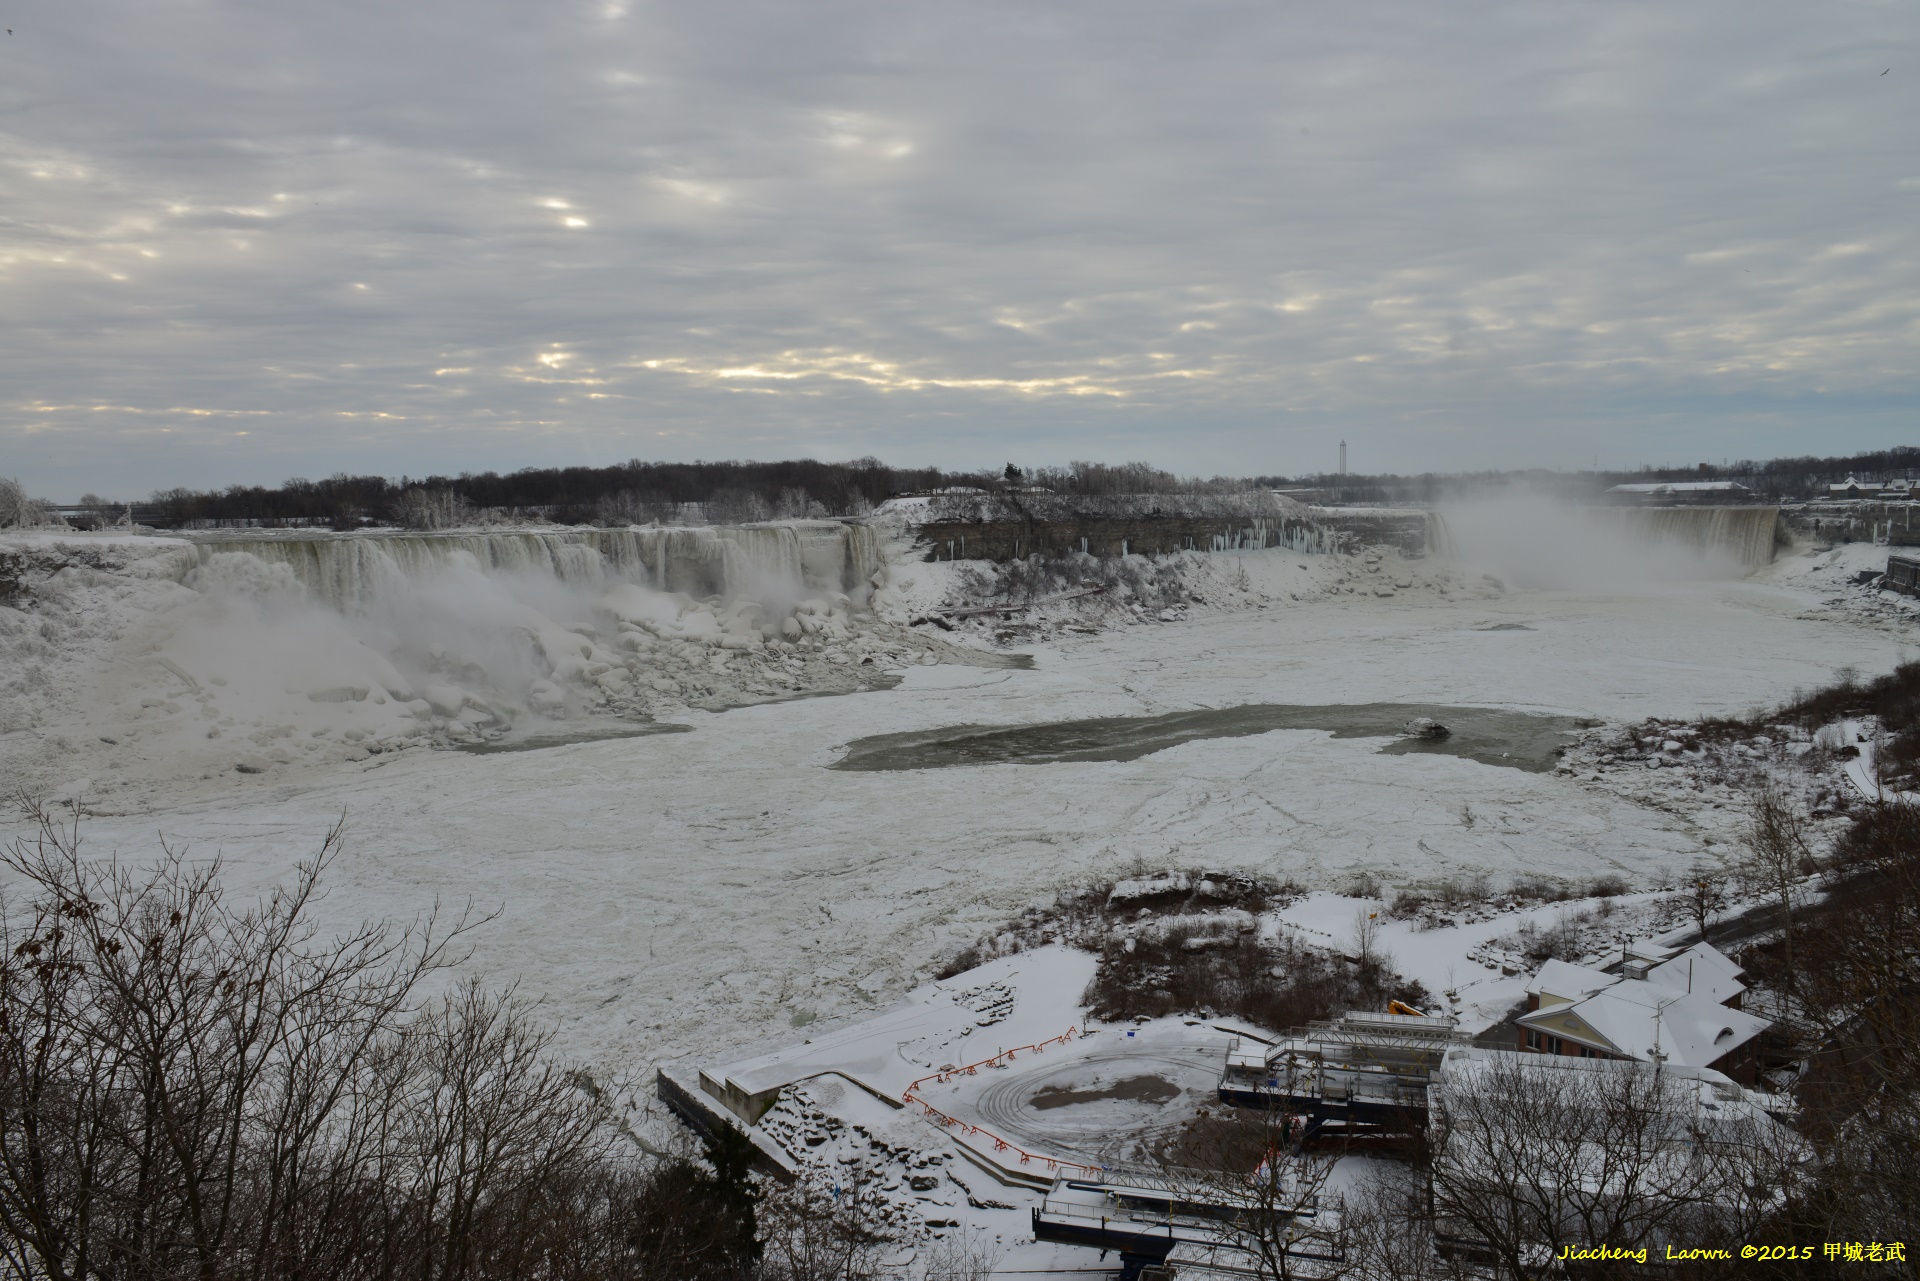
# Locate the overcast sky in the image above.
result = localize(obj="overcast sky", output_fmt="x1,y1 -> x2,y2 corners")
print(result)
2,1 -> 1915,499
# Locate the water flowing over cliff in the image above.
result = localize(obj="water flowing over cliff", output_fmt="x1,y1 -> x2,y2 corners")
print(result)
1441,500 -> 1781,588
0,520 -> 907,763
1596,506 -> 1781,569
191,522 -> 883,612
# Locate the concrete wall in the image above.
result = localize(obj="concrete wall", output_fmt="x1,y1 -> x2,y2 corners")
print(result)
1786,503 -> 1920,546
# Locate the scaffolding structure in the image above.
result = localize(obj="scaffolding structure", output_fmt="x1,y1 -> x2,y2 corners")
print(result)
1217,1010 -> 1465,1127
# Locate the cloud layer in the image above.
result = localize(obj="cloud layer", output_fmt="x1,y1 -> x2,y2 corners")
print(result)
2,0 -> 1915,496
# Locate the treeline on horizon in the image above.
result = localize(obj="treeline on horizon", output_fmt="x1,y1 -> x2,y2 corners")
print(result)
54,443 -> 1920,530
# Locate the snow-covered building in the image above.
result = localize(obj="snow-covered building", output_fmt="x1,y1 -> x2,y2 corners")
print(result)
1603,480 -> 1753,505
1514,944 -> 1769,1084
1829,476 -> 1913,500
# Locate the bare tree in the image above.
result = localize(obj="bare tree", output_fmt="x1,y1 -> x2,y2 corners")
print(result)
1166,1107 -> 1349,1280
0,478 -> 55,529
396,487 -> 476,530
0,797 -> 763,1281
1794,802 -> 1920,1275
707,489 -> 772,525
1742,784 -> 1815,1011
771,488 -> 817,521
756,1162 -> 894,1281
919,1224 -> 1002,1281
1350,906 -> 1382,971
1427,1053 -> 1800,1279
1342,1164 -> 1459,1281
1681,861 -> 1730,940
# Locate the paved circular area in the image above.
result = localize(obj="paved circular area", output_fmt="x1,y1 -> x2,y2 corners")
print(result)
950,1033 -> 1228,1165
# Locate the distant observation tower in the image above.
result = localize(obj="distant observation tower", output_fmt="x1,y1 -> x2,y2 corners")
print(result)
1339,440 -> 1347,476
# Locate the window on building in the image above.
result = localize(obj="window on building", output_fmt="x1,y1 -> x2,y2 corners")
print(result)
1524,1029 -> 1542,1050
1546,1035 -> 1563,1055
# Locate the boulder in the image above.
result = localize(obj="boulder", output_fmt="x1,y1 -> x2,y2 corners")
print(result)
307,685 -> 370,703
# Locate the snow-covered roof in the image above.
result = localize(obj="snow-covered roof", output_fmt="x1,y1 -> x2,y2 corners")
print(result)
1525,959 -> 1614,1004
704,945 -> 1097,1102
1647,943 -> 1746,1006
1607,481 -> 1750,494
1439,1044 -> 1745,1095
1518,978 -> 1769,1069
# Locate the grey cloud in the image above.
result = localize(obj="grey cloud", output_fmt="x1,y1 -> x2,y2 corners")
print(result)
1,0 -> 1915,497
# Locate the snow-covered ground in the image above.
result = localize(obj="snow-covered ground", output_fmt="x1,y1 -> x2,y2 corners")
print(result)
0,530 -> 1908,1097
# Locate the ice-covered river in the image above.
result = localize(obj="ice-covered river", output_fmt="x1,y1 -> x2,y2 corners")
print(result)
31,550 -> 1906,1088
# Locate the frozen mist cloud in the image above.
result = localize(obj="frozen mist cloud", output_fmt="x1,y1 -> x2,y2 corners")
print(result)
1,0 -> 1915,496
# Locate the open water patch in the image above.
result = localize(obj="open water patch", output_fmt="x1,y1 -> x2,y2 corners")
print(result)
451,724 -> 694,754
831,703 -> 1594,773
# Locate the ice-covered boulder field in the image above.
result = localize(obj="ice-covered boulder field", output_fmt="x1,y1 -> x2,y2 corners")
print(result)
0,519 -> 1906,1081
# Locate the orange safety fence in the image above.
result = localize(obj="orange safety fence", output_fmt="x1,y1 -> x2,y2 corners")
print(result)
899,1027 -> 1105,1179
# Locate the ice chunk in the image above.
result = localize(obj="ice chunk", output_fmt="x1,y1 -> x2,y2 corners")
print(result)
422,684 -> 469,717
534,628 -> 592,669
674,610 -> 722,642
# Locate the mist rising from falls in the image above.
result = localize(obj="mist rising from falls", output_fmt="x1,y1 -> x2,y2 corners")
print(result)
1438,499 -> 1780,589
130,521 -> 900,760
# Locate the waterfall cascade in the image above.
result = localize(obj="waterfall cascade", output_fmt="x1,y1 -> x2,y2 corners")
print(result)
1424,511 -> 1458,559
1592,506 -> 1781,569
0,518 -> 947,770
191,522 -> 882,613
